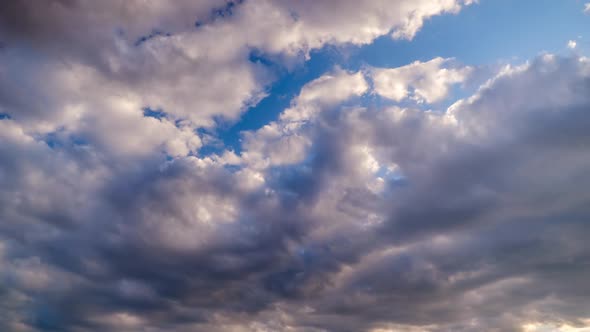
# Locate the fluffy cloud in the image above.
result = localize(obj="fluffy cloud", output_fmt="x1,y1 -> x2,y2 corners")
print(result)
0,0 -> 474,135
242,69 -> 369,168
2,53 -> 590,332
371,57 -> 472,103
1,1 -> 590,332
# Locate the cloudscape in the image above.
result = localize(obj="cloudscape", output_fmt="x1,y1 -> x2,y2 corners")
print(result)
1,1 -> 590,331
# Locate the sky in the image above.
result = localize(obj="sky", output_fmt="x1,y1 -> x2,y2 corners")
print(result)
1,1 -> 590,331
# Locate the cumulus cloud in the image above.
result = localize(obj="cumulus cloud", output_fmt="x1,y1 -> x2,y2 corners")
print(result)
1,1 -> 590,332
3,52 -> 590,332
585,3 -> 590,14
371,57 -> 472,103
0,0 -> 474,133
242,69 -> 369,169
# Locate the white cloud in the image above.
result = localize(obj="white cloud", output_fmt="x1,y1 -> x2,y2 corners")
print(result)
568,40 -> 577,49
585,3 -> 590,14
297,71 -> 368,106
251,0 -> 475,51
240,58 -> 473,171
0,53 -> 207,159
242,70 -> 368,168
0,0 -> 473,135
0,0 -> 476,180
371,57 -> 472,103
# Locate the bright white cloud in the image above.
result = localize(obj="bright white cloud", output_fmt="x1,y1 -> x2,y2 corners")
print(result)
568,40 -> 577,49
371,57 -> 472,103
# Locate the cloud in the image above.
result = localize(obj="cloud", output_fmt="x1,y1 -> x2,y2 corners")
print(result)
568,40 -> 578,49
585,3 -> 590,14
1,1 -> 590,331
2,54 -> 590,331
18,56 -> 590,331
0,0 -> 473,135
242,69 -> 369,169
371,57 -> 472,103
262,55 -> 590,331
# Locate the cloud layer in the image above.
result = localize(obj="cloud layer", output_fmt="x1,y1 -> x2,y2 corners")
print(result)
1,1 -> 590,332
